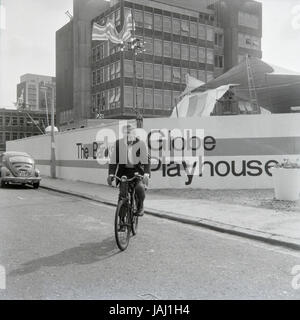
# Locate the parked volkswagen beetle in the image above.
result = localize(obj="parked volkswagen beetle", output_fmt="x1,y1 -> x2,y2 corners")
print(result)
0,152 -> 41,189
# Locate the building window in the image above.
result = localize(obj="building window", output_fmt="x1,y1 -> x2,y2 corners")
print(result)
207,49 -> 214,65
172,67 -> 181,83
181,68 -> 189,84
198,47 -> 205,63
215,33 -> 224,47
100,67 -> 104,83
124,86 -> 133,107
163,16 -> 171,33
173,42 -> 180,59
154,90 -> 163,109
144,88 -> 153,109
96,93 -> 101,111
136,61 -> 143,79
115,87 -> 121,108
96,69 -> 101,84
238,33 -> 260,50
144,63 -> 153,80
214,55 -> 224,68
163,41 -> 171,58
238,11 -> 259,29
164,65 -> 171,82
124,60 -> 133,78
104,65 -> 110,82
154,14 -> 163,31
92,47 -> 97,62
110,64 -> 115,80
12,132 -> 18,140
115,61 -> 121,78
144,37 -> 153,55
103,42 -> 109,58
137,87 -> 143,108
154,39 -> 162,56
12,117 -> 18,126
19,117 -> 24,126
92,94 -> 96,111
206,27 -> 214,42
173,18 -> 181,35
134,10 -> 143,28
144,12 -> 153,30
5,117 -> 10,126
5,132 -> 10,141
92,71 -> 96,86
181,44 -> 189,60
96,45 -> 100,61
198,24 -> 206,40
190,46 -> 197,62
104,90 -> 109,110
181,20 -> 189,37
109,88 -> 116,109
154,64 -> 162,81
173,91 -> 181,106
164,90 -> 172,109
190,22 -> 197,38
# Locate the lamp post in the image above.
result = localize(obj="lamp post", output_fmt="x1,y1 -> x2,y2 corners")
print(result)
41,84 -> 56,179
121,35 -> 145,128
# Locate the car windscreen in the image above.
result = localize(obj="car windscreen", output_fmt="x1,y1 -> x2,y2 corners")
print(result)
8,156 -> 34,164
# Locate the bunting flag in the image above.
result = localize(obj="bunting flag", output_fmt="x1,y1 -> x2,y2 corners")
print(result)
179,74 -> 205,99
92,10 -> 134,44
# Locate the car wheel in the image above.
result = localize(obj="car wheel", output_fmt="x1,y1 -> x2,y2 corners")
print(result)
0,180 -> 6,188
33,182 -> 40,189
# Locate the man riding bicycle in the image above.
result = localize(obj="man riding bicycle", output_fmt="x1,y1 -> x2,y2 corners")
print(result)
107,124 -> 150,217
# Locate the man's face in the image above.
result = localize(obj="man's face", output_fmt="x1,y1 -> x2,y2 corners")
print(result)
122,125 -> 134,141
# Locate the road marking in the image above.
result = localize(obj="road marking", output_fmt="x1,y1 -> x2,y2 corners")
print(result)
17,196 -> 24,200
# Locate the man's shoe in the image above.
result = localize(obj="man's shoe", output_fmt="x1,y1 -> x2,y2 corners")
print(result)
118,218 -> 126,232
135,207 -> 144,217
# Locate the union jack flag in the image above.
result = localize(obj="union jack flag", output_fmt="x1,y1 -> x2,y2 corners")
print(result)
92,10 -> 134,44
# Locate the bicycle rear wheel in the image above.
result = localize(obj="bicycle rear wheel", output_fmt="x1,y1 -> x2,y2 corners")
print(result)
114,200 -> 130,251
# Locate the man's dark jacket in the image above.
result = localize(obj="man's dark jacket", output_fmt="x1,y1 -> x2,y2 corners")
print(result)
108,138 -> 151,178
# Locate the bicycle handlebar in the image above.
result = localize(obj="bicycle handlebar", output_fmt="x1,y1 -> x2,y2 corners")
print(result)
113,173 -> 143,182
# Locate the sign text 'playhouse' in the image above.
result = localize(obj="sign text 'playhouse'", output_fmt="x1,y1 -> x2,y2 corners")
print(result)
75,127 -> 279,186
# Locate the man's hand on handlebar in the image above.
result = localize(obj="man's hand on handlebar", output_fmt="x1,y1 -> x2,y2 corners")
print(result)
143,173 -> 150,187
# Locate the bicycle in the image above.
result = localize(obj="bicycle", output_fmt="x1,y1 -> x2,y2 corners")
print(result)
113,173 -> 143,251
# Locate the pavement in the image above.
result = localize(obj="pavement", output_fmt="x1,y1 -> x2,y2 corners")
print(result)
1,185 -> 300,299
40,177 -> 300,250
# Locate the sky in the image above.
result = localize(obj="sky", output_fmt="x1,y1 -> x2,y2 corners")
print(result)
0,0 -> 300,108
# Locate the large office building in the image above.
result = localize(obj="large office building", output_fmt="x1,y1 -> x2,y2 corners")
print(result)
0,108 -> 55,152
56,0 -> 262,128
17,74 -> 56,113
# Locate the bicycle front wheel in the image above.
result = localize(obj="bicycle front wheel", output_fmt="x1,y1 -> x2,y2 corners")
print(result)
114,200 -> 130,251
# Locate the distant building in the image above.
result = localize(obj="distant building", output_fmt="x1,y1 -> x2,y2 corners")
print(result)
0,108 -> 55,152
16,74 -> 56,113
56,0 -> 262,128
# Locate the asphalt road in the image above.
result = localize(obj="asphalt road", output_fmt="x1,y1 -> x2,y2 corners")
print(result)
0,185 -> 300,300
